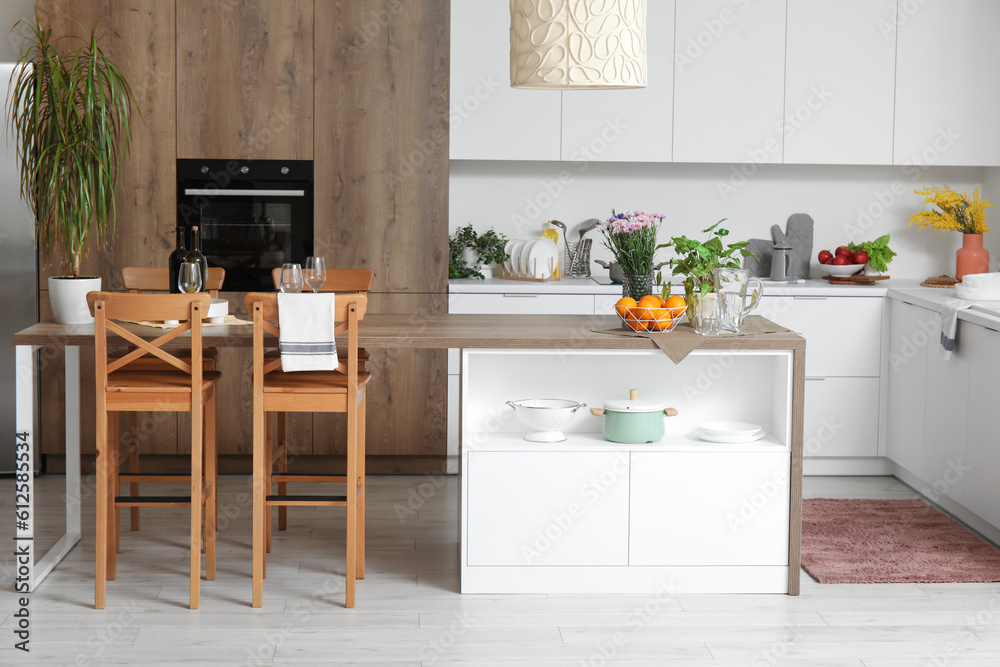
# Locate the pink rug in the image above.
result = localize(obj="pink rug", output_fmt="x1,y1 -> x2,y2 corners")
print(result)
801,499 -> 1000,584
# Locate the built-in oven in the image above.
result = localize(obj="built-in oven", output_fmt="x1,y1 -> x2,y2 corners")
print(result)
177,159 -> 314,292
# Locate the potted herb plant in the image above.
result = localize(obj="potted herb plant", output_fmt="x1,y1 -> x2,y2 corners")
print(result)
449,224 -> 509,279
657,220 -> 756,328
8,21 -> 136,323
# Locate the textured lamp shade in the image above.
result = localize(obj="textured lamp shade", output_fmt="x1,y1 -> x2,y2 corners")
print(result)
510,0 -> 647,89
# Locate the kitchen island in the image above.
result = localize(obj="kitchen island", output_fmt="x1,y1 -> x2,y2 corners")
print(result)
14,314 -> 804,595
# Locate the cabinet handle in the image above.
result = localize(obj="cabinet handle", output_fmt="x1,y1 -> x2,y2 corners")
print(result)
502,294 -> 539,298
794,296 -> 828,301
805,377 -> 826,381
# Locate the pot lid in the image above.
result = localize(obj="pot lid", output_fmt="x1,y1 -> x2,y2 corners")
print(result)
603,392 -> 664,413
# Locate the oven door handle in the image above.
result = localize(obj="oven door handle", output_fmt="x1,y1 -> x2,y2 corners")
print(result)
183,188 -> 306,197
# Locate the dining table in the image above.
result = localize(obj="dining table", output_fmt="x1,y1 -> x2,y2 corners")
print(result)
13,313 -> 806,593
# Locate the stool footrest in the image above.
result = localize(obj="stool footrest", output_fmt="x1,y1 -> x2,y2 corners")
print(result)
271,473 -> 345,483
115,495 -> 190,506
118,473 -> 190,482
266,494 -> 347,507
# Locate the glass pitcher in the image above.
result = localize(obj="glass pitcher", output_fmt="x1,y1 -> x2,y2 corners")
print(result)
714,267 -> 763,334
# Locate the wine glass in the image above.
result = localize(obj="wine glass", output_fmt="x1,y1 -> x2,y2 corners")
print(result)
304,256 -> 327,293
280,263 -> 304,293
178,261 -> 203,294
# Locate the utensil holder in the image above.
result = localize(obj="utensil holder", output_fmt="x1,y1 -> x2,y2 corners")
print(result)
565,239 -> 592,278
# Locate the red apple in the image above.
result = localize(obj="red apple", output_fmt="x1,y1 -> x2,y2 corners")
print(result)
818,250 -> 833,264
835,245 -> 852,258
832,256 -> 851,265
852,249 -> 868,265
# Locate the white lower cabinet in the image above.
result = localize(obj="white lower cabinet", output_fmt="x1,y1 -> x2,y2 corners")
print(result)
760,295 -> 883,459
885,300 -> 933,479
802,377 -> 880,457
629,452 -> 789,566
963,324 -> 1000,528
922,312 -> 969,504
466,451 -> 630,567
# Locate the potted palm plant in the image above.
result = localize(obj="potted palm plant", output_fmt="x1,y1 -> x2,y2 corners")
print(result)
8,21 -> 136,323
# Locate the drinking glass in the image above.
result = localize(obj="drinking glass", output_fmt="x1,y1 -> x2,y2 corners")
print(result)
304,256 -> 327,293
178,261 -> 203,294
280,263 -> 304,293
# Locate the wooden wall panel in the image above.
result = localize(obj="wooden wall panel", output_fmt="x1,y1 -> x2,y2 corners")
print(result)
176,0 -> 314,160
313,0 -> 449,294
35,0 -> 179,456
313,292 -> 449,458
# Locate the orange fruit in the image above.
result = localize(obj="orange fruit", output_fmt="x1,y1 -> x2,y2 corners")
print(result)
624,307 -> 649,331
648,308 -> 673,331
637,295 -> 661,311
664,295 -> 686,317
615,297 -> 637,318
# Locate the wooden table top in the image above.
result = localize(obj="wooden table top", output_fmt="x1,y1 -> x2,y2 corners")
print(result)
13,314 -> 805,351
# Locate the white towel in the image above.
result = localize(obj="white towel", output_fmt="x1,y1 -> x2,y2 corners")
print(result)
277,293 -> 338,372
939,298 -> 974,361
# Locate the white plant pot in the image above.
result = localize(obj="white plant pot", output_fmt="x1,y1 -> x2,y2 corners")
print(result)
48,276 -> 101,324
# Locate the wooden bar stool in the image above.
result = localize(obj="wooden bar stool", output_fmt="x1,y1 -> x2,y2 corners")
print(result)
117,267 -> 225,533
89,292 -> 220,610
266,268 -> 373,548
246,292 -> 370,608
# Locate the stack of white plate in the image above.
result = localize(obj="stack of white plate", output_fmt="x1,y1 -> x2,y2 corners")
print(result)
692,421 -> 766,443
503,237 -> 559,279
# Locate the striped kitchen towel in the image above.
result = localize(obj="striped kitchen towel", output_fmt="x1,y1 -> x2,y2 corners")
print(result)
939,298 -> 973,361
277,293 -> 338,371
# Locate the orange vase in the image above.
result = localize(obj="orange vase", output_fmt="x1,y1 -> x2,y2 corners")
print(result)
956,233 -> 990,282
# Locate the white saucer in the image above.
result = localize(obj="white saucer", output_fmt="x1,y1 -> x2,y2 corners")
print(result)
698,420 -> 762,437
692,427 -> 767,443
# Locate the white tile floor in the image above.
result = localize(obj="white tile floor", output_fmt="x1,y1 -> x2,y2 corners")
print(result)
3,473 -> 1000,665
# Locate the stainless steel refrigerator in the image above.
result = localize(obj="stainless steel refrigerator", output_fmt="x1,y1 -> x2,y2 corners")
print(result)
1,62 -> 39,474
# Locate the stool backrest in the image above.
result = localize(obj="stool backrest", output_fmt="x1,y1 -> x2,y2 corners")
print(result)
269,267 -> 374,293
123,266 -> 226,297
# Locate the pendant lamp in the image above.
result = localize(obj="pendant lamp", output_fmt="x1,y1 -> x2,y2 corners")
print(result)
510,0 -> 647,89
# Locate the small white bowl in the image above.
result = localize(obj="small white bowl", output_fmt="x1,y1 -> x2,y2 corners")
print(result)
207,298 -> 228,323
820,262 -> 865,277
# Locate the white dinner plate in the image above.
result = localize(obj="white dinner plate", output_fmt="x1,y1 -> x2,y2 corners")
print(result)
503,239 -> 518,274
527,237 -> 558,279
518,238 -> 538,277
698,420 -> 762,437
692,427 -> 767,443
507,239 -> 527,276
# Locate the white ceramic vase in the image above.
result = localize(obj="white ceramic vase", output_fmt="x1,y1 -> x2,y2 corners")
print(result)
48,276 -> 101,324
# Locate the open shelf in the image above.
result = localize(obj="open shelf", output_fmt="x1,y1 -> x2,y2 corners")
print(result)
470,430 -> 789,453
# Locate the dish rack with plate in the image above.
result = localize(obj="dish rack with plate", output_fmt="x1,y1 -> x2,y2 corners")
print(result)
498,237 -> 561,282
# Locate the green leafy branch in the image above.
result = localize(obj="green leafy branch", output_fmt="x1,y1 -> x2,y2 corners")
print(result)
848,234 -> 896,273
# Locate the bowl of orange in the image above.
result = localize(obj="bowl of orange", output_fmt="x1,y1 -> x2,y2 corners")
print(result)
615,294 -> 686,333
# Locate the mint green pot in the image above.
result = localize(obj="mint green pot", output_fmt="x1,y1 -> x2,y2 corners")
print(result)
589,389 -> 678,444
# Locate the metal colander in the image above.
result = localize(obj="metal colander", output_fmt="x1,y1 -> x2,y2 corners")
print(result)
505,399 -> 586,442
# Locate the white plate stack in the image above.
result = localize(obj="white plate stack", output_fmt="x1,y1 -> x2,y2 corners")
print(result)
693,421 -> 767,443
503,237 -> 559,279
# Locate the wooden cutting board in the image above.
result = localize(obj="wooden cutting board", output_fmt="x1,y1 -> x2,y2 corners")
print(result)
823,274 -> 890,285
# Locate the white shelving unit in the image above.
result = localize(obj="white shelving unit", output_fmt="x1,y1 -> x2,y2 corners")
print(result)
460,348 -> 798,595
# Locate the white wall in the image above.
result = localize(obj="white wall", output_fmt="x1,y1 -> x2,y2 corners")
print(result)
450,161 -> 995,280
0,1 -> 36,63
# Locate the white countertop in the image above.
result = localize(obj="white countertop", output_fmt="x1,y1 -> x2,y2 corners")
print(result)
887,286 -> 1000,331
450,276 -> 926,297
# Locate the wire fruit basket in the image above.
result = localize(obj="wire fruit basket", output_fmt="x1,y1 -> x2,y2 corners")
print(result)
616,305 -> 685,333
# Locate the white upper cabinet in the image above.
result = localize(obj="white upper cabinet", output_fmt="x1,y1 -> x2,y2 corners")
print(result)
672,0 -> 786,164
783,0 -> 897,165
450,1 -> 561,160
560,0 -> 675,162
894,0 -> 1000,166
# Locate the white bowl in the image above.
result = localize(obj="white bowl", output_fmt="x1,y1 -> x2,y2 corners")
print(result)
207,298 -> 228,323
820,262 -> 865,277
699,420 -> 762,437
